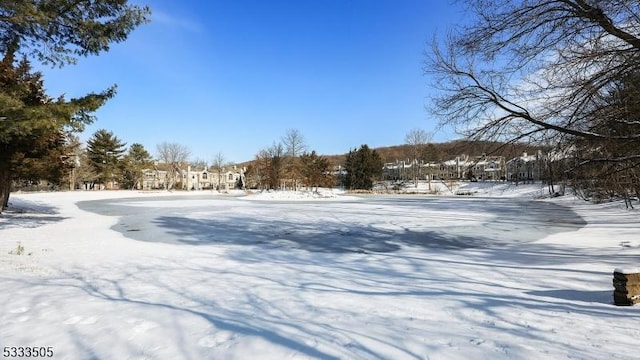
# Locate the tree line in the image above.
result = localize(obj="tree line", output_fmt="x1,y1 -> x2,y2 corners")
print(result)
8,124 -> 387,197
245,129 -> 383,192
19,128 -> 234,192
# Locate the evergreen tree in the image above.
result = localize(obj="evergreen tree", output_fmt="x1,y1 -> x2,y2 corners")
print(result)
0,0 -> 149,211
299,150 -> 331,191
0,1 -> 150,67
344,145 -> 383,190
420,143 -> 441,163
0,54 -> 112,210
266,142 -> 285,190
235,174 -> 245,190
121,143 -> 152,189
13,130 -> 70,189
86,129 -> 126,189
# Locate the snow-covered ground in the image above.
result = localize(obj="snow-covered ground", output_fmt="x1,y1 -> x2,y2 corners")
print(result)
1,184 -> 639,359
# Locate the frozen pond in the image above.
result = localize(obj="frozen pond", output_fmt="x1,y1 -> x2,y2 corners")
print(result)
77,194 -> 587,252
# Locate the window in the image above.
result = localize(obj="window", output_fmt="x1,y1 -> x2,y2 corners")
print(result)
228,174 -> 234,180
202,173 -> 208,179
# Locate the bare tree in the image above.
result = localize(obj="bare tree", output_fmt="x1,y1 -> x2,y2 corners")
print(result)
428,0 -> 640,200
190,158 -> 208,170
156,142 -> 190,190
281,128 -> 307,157
64,134 -> 83,190
254,142 -> 286,190
74,149 -> 99,190
281,128 -> 307,190
211,152 -> 226,191
404,128 -> 433,186
251,150 -> 270,190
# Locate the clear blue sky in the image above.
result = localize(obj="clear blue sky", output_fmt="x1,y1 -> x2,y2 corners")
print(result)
40,0 -> 466,164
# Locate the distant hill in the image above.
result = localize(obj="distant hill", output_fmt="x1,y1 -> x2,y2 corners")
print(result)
237,140 -> 547,168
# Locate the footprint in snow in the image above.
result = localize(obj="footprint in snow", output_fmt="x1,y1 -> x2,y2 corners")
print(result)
198,331 -> 237,348
126,318 -> 158,334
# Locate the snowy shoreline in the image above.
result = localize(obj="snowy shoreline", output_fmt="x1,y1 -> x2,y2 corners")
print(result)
1,185 -> 639,359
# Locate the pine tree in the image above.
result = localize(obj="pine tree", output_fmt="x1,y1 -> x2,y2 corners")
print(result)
86,129 -> 126,190
344,145 -> 384,190
0,54 -> 112,210
300,150 -> 331,191
122,143 -> 153,189
1,1 -> 150,67
0,0 -> 149,211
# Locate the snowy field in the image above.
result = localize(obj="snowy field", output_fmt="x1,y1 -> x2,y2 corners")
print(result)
1,183 -> 639,360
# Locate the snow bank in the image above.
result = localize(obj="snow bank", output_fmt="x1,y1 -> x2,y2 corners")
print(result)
376,180 -> 554,199
242,188 -> 357,201
454,181 -> 550,198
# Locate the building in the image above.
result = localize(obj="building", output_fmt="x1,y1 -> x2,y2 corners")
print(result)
142,165 -> 245,191
382,159 -> 442,181
438,155 -> 505,181
505,151 -> 546,182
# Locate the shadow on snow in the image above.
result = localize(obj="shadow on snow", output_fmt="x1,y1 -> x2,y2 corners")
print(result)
0,198 -> 65,229
144,197 -> 587,253
150,215 -> 488,253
